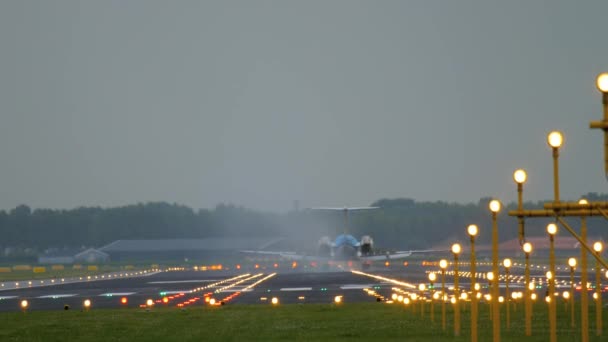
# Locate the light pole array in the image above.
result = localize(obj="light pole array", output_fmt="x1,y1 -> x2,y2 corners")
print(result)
429,272 -> 436,323
452,243 -> 462,337
568,257 -> 577,328
547,223 -> 558,342
523,242 -> 533,336
579,198 -> 590,342
513,169 -> 527,244
503,258 -> 512,330
504,73 -> 608,341
593,241 -> 603,336
468,224 -> 479,342
489,199 -> 502,342
419,283 -> 426,317
439,259 -> 448,331
590,72 -> 608,178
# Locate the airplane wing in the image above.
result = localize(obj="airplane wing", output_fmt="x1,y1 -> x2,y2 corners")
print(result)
361,249 -> 449,261
240,250 -> 327,261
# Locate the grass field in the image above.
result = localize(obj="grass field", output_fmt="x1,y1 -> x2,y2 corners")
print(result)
0,301 -> 606,341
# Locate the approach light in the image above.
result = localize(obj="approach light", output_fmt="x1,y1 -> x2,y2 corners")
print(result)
523,242 -> 533,254
146,299 -> 154,307
20,300 -> 28,310
467,224 -> 478,237
597,73 -> 608,93
513,169 -> 527,184
83,299 -> 91,309
451,244 -> 461,255
487,272 -> 494,281
547,223 -> 558,235
209,298 -> 216,305
593,241 -> 603,253
489,200 -> 501,213
429,272 -> 437,282
439,259 -> 448,269
579,198 -> 589,205
503,258 -> 512,268
419,284 -> 426,291
568,258 -> 577,268
334,296 -> 342,304
271,297 -> 279,305
547,131 -> 563,148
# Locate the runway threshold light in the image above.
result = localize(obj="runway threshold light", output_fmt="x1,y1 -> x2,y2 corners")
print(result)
334,296 -> 342,304
20,300 -> 28,310
271,297 -> 279,305
146,299 -> 154,307
83,299 -> 91,309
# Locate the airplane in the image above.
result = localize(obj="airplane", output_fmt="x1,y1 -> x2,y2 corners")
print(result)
242,206 -> 443,266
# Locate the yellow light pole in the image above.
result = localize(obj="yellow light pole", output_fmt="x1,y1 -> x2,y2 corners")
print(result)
503,258 -> 512,329
452,243 -> 462,337
468,224 -> 479,342
419,283 -> 426,317
487,271 -> 495,320
579,198 -> 590,342
523,242 -> 533,336
547,131 -> 563,203
589,72 -> 608,179
568,257 -> 577,328
440,259 -> 448,331
429,272 -> 437,323
489,199 -> 502,342
513,169 -> 527,243
593,241 -> 603,336
547,223 -> 558,342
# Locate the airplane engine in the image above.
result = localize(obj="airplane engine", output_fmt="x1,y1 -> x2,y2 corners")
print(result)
360,235 -> 374,256
318,236 -> 332,257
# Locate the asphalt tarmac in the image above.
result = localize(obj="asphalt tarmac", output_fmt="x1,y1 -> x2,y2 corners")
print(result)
0,262 -> 599,312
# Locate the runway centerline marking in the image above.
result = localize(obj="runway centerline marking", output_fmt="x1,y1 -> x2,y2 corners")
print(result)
161,290 -> 193,295
280,287 -> 312,291
99,292 -> 136,296
37,294 -> 77,299
340,284 -> 375,289
148,280 -> 220,284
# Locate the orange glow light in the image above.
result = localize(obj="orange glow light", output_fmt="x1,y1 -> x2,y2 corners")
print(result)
162,297 -> 169,304
121,297 -> 128,304
385,261 -> 390,267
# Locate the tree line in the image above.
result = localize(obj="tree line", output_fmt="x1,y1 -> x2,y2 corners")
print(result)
1,193 -> 606,259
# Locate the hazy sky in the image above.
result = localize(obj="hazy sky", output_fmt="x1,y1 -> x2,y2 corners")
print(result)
1,1 -> 607,212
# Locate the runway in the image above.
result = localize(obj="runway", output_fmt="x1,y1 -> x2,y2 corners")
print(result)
0,261 -> 600,312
